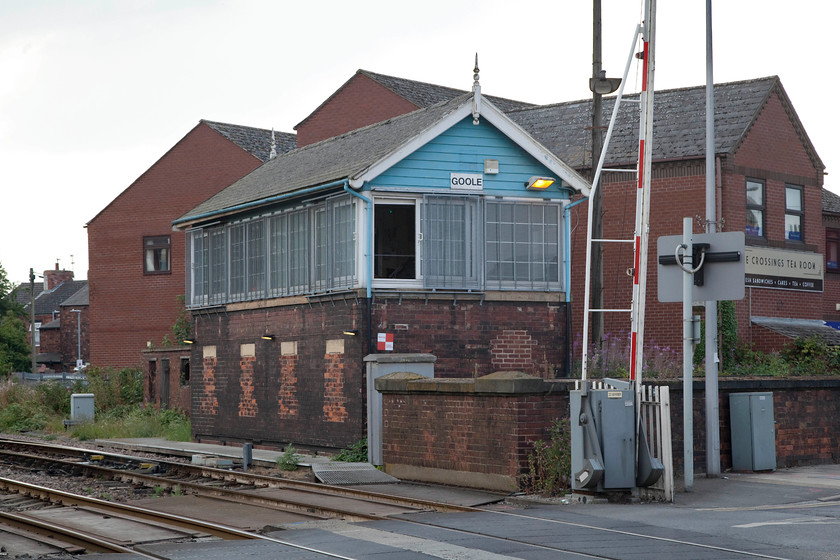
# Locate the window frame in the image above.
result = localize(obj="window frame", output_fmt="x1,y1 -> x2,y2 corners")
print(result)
784,184 -> 804,242
827,228 -> 840,273
143,235 -> 171,275
745,178 -> 765,239
372,197 -> 422,289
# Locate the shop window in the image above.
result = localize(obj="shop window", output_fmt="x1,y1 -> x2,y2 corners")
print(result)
745,179 -> 764,238
144,236 -> 171,274
785,185 -> 803,242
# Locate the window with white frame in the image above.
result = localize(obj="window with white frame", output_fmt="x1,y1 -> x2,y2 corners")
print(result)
422,195 -> 481,290
485,201 -> 560,290
187,193 -> 566,307
785,184 -> 803,242
188,195 -> 356,307
374,201 -> 418,281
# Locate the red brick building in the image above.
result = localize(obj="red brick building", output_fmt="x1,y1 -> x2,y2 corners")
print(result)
16,266 -> 88,372
86,121 -> 295,369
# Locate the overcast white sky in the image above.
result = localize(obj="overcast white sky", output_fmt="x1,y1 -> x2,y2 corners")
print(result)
1,0 -> 837,284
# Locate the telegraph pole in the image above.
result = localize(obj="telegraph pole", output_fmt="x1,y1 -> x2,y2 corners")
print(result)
30,268 -> 36,375
590,0 -> 605,350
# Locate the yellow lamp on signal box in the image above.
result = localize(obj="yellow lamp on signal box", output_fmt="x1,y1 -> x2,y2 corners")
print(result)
525,176 -> 556,190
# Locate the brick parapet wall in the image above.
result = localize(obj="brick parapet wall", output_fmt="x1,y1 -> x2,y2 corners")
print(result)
378,374 -> 840,491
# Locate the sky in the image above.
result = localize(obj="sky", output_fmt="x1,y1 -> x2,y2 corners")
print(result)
1,0 -> 837,285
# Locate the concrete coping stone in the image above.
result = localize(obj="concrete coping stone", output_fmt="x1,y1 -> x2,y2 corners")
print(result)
364,353 -> 437,363
375,370 -> 577,395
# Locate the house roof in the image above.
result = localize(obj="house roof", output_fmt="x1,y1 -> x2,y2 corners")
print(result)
203,120 -> 296,162
824,188 -> 840,215
61,284 -> 89,307
752,316 -> 840,345
175,93 -> 591,227
360,70 -> 535,113
295,69 -> 534,131
509,76 -> 824,171
21,280 -> 88,317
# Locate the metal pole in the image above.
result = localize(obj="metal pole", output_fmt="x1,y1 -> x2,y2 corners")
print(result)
591,0 -> 604,352
682,217 -> 695,491
704,0 -> 721,477
29,268 -> 36,375
76,310 -> 81,363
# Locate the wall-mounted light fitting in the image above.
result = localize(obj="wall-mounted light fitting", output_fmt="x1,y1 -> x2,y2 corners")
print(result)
484,159 -> 499,174
525,176 -> 556,190
343,330 -> 359,336
183,338 -> 196,344
261,334 -> 275,340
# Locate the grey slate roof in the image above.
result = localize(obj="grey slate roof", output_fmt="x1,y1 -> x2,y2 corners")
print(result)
752,316 -> 840,345
360,70 -> 535,113
61,284 -> 89,307
180,75 -> 823,227
22,280 -> 88,316
13,283 -> 43,308
178,95 -> 471,224
824,189 -> 840,215
509,76 -> 823,171
203,120 -> 296,162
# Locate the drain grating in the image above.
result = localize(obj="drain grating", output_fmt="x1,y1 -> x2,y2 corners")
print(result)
311,462 -> 399,485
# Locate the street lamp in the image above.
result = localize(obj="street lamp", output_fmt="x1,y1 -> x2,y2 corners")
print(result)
70,309 -> 81,370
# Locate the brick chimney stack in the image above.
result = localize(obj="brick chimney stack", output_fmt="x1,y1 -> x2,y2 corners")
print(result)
43,263 -> 74,290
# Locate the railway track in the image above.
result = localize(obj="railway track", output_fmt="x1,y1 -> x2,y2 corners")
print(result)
1,437 -> 814,559
0,437 -> 475,519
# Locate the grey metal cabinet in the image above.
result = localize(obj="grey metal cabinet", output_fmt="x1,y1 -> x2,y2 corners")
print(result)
729,392 -> 776,471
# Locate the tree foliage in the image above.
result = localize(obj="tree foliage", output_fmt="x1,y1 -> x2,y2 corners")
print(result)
0,262 -> 29,375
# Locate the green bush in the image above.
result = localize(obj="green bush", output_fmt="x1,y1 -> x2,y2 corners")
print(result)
75,367 -> 143,412
35,381 -> 72,415
522,417 -> 571,496
0,402 -> 48,432
277,445 -> 300,471
333,438 -> 368,462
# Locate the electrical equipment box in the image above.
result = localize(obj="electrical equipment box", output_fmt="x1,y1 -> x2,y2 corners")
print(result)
71,393 -> 95,423
571,379 -> 661,492
730,392 -> 776,471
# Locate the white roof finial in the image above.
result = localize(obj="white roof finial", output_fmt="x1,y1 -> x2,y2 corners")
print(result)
269,128 -> 277,159
472,53 -> 481,125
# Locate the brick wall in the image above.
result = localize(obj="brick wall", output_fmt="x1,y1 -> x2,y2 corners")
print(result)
142,346 -> 191,413
189,300 -> 367,449
187,293 -> 568,449
372,294 -> 568,379
378,374 -> 840,491
88,122 -> 263,369
295,73 -> 419,147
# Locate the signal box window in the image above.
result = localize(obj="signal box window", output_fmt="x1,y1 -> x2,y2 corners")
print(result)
374,204 -> 416,279
144,235 -> 171,274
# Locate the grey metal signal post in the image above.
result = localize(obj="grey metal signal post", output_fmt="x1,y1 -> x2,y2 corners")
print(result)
658,223 -> 744,489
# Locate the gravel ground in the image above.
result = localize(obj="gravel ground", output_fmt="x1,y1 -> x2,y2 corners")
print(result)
0,431 -> 310,506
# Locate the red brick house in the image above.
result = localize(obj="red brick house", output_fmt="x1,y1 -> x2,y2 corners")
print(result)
86,121 -> 295,370
506,76 -> 828,357
15,266 -> 88,372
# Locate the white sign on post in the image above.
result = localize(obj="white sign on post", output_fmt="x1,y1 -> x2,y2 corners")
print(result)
657,231 -> 746,303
